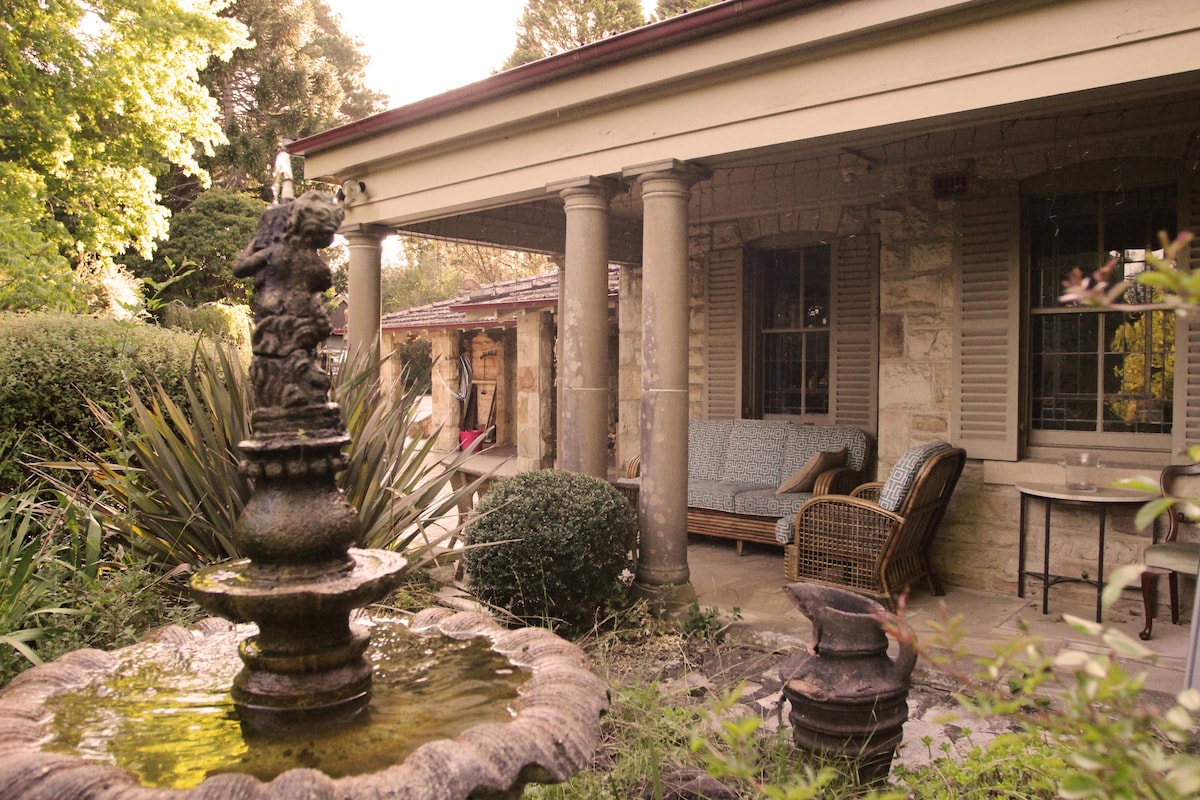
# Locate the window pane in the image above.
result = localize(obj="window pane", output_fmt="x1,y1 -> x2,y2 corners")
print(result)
803,246 -> 830,329
1101,309 -> 1173,434
1030,313 -> 1099,431
805,331 -> 830,414
1028,184 -> 1176,438
763,332 -> 804,414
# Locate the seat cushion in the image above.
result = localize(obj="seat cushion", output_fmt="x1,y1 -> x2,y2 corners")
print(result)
734,487 -> 812,519
688,419 -> 733,481
775,515 -> 797,544
1145,541 -> 1200,574
878,441 -> 954,512
688,479 -> 766,513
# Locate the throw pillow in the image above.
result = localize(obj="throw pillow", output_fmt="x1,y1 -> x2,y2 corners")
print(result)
776,448 -> 846,494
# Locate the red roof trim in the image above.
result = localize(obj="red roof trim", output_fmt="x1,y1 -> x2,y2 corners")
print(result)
288,0 -> 822,157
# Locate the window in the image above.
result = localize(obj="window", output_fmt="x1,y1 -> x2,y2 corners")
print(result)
1027,185 -> 1176,446
755,245 -> 831,417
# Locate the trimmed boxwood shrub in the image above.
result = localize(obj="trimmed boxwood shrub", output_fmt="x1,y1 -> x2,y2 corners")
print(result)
464,469 -> 635,632
0,313 -> 202,490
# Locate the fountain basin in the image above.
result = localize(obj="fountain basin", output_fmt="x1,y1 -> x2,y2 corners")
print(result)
0,608 -> 609,799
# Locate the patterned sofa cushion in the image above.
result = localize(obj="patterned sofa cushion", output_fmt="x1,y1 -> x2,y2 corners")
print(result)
733,487 -> 813,519
720,419 -> 792,484
780,424 -> 870,476
775,514 -> 797,544
688,479 -> 764,513
877,440 -> 954,512
688,419 -> 733,481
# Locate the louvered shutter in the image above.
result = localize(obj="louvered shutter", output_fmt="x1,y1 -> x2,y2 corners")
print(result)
954,195 -> 1021,461
706,248 -> 742,420
831,235 -> 878,436
1173,174 -> 1200,462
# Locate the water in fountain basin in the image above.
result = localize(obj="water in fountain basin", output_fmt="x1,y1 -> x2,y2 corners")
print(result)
43,617 -> 528,788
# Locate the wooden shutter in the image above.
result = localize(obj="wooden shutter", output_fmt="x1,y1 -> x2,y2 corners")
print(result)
954,195 -> 1021,461
706,248 -> 742,420
1173,174 -> 1200,462
831,235 -> 878,436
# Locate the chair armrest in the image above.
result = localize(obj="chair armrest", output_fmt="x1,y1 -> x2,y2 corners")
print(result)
813,467 -> 863,496
851,482 -> 884,502
793,494 -> 903,553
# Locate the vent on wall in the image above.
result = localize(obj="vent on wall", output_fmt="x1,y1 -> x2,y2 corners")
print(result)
931,172 -> 969,200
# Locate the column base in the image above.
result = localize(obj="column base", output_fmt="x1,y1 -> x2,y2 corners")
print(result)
631,581 -> 698,620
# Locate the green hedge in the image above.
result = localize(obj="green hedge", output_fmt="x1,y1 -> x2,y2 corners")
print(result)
0,313 -> 202,490
464,469 -> 635,632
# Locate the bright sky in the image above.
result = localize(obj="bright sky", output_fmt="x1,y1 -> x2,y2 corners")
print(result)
326,0 -> 658,108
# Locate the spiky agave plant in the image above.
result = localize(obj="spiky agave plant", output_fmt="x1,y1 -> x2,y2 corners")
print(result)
53,339 -> 495,571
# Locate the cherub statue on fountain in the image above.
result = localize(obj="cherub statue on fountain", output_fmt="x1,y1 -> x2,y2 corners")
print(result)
234,191 -> 344,410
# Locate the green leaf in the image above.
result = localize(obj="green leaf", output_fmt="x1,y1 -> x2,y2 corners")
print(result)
1102,563 -> 1145,608
1059,773 -> 1104,799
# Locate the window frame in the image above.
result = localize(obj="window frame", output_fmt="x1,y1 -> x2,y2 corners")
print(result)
744,243 -> 834,423
1020,160 -> 1184,457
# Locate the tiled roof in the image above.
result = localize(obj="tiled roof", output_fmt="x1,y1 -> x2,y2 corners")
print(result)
380,265 -> 619,333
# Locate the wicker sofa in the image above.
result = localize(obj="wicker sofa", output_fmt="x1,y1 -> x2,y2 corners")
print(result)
625,418 -> 872,553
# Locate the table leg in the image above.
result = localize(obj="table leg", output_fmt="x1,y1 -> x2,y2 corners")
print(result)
1018,494 -> 1028,598
1042,498 -> 1052,615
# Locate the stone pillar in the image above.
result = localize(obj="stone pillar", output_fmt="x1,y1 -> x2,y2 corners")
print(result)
551,178 -> 616,478
623,160 -> 702,595
344,225 -> 389,368
430,329 -> 461,453
516,310 -> 556,471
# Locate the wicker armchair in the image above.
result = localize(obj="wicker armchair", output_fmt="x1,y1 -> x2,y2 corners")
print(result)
784,443 -> 966,611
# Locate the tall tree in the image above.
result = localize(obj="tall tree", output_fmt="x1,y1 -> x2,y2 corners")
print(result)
0,0 -> 249,310
132,188 -> 267,308
195,0 -> 385,200
503,0 -> 644,70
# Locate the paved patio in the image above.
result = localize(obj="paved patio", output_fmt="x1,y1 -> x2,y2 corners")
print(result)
684,536 -> 1195,772
687,536 -> 1193,697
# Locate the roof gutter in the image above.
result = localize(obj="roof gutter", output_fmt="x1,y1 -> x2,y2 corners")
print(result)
288,0 -> 829,157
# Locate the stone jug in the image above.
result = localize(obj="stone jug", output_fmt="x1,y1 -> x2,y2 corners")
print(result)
780,583 -> 917,783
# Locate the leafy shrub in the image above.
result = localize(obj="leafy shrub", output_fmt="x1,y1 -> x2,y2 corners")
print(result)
463,470 -> 635,632
0,484 -> 196,683
159,300 -> 252,354
0,313 -> 201,490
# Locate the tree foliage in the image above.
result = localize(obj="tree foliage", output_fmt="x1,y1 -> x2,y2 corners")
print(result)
652,0 -> 722,22
380,238 -> 554,313
503,0 -> 644,69
0,0 -> 249,311
126,188 -> 265,308
196,0 -> 385,198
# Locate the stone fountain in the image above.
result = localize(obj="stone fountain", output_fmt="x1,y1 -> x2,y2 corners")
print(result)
0,192 -> 607,799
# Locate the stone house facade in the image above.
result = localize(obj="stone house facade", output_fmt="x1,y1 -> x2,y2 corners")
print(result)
290,0 -> 1200,608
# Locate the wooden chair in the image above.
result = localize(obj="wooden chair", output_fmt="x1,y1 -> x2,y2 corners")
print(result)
1139,462 -> 1200,640
785,443 -> 966,611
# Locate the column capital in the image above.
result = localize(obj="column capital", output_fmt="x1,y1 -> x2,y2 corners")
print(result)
547,175 -> 622,202
621,159 -> 710,186
341,223 -> 391,245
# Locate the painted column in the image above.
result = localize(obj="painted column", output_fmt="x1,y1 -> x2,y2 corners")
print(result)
344,225 -> 389,368
551,177 -> 616,478
624,160 -> 701,592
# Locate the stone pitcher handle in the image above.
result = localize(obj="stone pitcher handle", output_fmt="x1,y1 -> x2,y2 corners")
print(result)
888,613 -> 919,683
